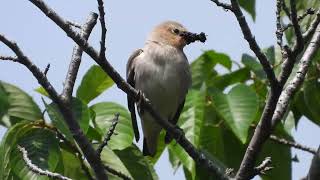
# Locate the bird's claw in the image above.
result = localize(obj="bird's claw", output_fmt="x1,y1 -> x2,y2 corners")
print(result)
137,90 -> 146,115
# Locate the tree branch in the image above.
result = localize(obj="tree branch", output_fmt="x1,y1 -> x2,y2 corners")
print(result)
251,157 -> 273,178
271,24 -> 320,127
229,0 -> 279,90
0,33 -> 108,179
210,0 -> 232,11
61,12 -> 98,101
0,55 -> 18,61
97,113 -> 119,155
270,135 -> 317,154
307,146 -> 320,180
27,0 -> 229,178
282,8 -> 315,32
290,0 -> 304,55
18,145 -> 72,180
303,10 -> 320,42
96,0 -> 107,58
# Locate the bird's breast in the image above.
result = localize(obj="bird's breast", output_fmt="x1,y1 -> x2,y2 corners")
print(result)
134,46 -> 191,118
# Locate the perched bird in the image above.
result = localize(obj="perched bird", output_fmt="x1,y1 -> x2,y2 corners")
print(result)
126,21 -> 206,156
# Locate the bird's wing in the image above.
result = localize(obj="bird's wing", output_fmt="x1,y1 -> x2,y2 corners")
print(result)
164,98 -> 186,144
126,49 -> 143,142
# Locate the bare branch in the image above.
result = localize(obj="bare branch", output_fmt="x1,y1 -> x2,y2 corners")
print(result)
276,0 -> 286,58
27,0 -> 229,178
0,33 -> 107,179
0,55 -> 18,61
290,0 -> 304,55
230,0 -> 279,90
252,157 -> 273,177
18,145 -> 72,180
270,135 -> 317,154
43,63 -> 50,76
210,0 -> 232,11
61,12 -> 98,101
97,113 -> 119,155
97,0 -> 107,58
272,24 -> 320,128
303,10 -> 320,42
282,8 -> 315,32
104,165 -> 132,180
281,0 -> 291,18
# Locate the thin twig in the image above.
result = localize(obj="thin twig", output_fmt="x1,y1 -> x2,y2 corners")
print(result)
282,8 -> 315,32
276,0 -> 285,57
251,157 -> 273,178
97,0 -> 107,58
61,12 -> 98,101
210,0 -> 233,11
0,55 -> 18,61
43,63 -> 50,76
303,10 -> 320,42
0,33 -> 107,179
27,0 -> 229,179
18,145 -> 72,180
66,21 -> 82,29
104,165 -> 131,180
230,0 -> 279,90
270,135 -> 317,154
97,113 -> 119,155
290,0 -> 304,55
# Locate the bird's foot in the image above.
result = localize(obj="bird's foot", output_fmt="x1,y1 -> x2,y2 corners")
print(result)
174,125 -> 185,143
137,90 -> 146,115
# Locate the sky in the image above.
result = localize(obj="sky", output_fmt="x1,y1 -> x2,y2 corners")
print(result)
0,0 -> 319,179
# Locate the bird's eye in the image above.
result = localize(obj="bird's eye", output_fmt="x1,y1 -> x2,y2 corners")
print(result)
172,28 -> 180,35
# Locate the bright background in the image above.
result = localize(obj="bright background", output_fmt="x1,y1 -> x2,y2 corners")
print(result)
0,0 -> 319,179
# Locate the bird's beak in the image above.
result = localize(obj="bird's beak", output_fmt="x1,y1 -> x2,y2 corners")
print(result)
179,31 -> 207,44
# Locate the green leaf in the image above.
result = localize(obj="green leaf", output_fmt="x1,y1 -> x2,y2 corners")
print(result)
0,122 -> 62,180
209,68 -> 251,90
210,84 -> 259,143
239,0 -> 256,21
191,50 -> 232,89
114,144 -> 158,180
241,54 -> 266,79
0,84 -> 9,121
46,98 -> 90,141
303,75 -> 320,125
259,139 -> 291,180
76,65 -> 114,104
90,102 -> 133,150
168,90 -> 205,177
100,146 -> 133,179
34,87 -> 49,97
263,46 -> 275,65
0,81 -> 42,127
60,149 -> 89,180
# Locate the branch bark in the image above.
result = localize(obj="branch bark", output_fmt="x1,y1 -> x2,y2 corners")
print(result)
307,146 -> 320,180
27,0 -> 229,179
0,22 -> 108,180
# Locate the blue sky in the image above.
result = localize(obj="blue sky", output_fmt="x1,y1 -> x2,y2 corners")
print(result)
0,0 -> 319,179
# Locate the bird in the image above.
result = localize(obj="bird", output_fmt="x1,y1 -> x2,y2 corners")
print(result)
126,21 -> 206,156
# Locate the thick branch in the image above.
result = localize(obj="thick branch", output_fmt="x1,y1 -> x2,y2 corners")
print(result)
307,146 -> 320,180
61,12 -> 98,101
270,135 -> 317,154
0,33 -> 107,179
27,0 -> 229,178
230,0 -> 279,90
271,24 -> 320,127
18,146 -> 72,180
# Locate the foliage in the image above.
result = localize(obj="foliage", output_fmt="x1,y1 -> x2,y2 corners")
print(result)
0,1 -> 320,180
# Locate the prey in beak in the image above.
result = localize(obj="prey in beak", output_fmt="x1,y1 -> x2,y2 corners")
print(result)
179,31 -> 207,44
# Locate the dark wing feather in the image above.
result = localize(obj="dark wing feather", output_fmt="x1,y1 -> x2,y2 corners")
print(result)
164,99 -> 186,144
126,49 -> 143,142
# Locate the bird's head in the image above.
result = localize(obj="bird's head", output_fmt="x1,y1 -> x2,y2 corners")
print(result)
147,21 -> 206,49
